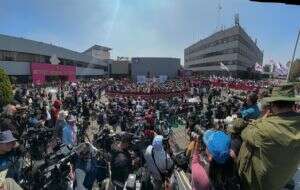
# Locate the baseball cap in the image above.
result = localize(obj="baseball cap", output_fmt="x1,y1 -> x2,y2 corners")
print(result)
203,130 -> 231,164
0,130 -> 17,144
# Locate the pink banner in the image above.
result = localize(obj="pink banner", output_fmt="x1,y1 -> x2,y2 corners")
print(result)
31,63 -> 76,85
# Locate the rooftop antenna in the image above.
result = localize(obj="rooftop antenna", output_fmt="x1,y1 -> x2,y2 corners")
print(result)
217,0 -> 223,31
234,13 -> 240,26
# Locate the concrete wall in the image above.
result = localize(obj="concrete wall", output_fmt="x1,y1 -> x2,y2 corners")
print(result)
131,57 -> 180,80
111,62 -> 129,75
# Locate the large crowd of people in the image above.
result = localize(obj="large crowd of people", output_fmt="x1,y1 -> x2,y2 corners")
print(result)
0,76 -> 299,190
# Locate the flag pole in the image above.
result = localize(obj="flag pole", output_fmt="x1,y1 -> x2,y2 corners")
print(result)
287,29 -> 300,82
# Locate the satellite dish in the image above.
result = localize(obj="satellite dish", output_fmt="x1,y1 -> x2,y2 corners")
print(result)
50,54 -> 60,65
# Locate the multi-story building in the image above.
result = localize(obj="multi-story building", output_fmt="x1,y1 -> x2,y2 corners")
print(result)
131,57 -> 180,80
82,45 -> 112,61
0,34 -> 109,84
184,24 -> 263,78
109,58 -> 131,77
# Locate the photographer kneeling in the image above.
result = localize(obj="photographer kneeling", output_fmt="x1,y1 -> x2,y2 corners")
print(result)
0,130 -> 23,190
191,130 -> 240,190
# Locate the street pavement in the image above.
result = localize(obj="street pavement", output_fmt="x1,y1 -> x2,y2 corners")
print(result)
171,126 -> 189,152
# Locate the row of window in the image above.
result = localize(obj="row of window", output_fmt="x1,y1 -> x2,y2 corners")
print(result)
0,50 -> 50,63
186,34 -> 260,56
0,50 -> 107,71
186,47 -> 259,63
186,48 -> 239,62
187,60 -> 249,68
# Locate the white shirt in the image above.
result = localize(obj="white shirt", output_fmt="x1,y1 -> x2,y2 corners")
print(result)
144,146 -> 174,181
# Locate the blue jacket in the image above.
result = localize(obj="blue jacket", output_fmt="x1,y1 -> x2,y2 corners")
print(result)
62,125 -> 77,145
240,104 -> 261,120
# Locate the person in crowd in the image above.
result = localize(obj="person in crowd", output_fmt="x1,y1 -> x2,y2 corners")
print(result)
28,111 -> 40,128
110,133 -> 133,190
0,130 -> 23,190
55,110 -> 68,141
50,100 -> 62,127
237,84 -> 300,190
40,103 -> 52,127
191,130 -> 240,190
0,105 -> 19,137
256,89 -> 270,117
144,135 -> 174,190
62,115 -> 77,145
239,92 -> 260,120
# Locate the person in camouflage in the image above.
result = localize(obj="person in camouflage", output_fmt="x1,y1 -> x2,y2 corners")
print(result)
237,84 -> 300,190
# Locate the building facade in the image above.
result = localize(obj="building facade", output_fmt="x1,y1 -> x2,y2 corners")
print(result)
82,45 -> 112,60
131,57 -> 180,80
184,25 -> 263,78
109,59 -> 131,77
0,34 -> 108,83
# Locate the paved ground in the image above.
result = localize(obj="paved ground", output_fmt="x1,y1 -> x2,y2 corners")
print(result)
171,126 -> 189,152
85,94 -> 300,190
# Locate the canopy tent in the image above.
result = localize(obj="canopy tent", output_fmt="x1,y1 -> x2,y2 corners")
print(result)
250,0 -> 300,5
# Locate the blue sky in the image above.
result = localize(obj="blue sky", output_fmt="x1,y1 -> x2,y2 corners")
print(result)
0,0 -> 299,65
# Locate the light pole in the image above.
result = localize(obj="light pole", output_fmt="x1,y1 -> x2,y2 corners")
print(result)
287,30 -> 300,82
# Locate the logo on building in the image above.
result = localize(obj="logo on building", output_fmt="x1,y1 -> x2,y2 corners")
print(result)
50,54 -> 60,65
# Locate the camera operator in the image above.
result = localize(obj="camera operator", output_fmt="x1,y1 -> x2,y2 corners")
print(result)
144,135 -> 174,190
1,104 -> 29,139
111,133 -> 133,190
191,130 -> 240,190
72,143 -> 108,190
239,92 -> 260,120
0,130 -> 23,190
0,105 -> 17,135
237,84 -> 300,190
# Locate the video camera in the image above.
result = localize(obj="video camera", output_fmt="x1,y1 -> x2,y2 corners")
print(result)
20,127 -> 56,160
20,143 -> 75,190
77,116 -> 91,143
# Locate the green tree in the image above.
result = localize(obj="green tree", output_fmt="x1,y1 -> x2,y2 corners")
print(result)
0,68 -> 13,108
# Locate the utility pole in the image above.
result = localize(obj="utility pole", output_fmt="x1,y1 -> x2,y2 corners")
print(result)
287,30 -> 300,82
